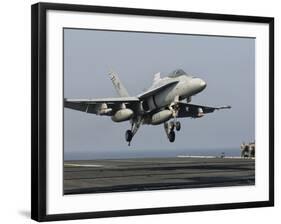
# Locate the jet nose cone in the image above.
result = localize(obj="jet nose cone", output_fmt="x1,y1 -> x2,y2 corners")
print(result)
197,79 -> 207,91
201,80 -> 207,88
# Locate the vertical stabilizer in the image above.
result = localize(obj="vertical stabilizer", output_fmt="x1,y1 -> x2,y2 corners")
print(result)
153,72 -> 161,84
108,71 -> 130,97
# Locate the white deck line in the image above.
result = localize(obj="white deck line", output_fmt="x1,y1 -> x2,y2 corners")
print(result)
64,163 -> 104,167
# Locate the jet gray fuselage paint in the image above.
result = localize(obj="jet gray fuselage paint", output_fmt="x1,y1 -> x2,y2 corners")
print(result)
141,75 -> 206,112
64,69 -> 229,145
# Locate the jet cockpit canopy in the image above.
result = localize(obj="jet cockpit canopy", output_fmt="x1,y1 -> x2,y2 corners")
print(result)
168,69 -> 192,78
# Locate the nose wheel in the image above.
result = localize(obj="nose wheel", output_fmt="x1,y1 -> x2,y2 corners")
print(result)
164,121 -> 181,143
168,130 -> 175,142
175,121 -> 181,131
166,100 -> 181,142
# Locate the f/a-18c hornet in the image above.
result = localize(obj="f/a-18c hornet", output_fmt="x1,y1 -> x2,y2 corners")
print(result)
64,69 -> 231,145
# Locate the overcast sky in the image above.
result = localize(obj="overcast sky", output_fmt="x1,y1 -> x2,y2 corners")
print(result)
63,28 -> 255,160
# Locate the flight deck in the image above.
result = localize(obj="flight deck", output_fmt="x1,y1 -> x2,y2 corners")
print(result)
64,157 -> 255,195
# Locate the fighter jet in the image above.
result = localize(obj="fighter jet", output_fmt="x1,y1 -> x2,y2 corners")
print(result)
64,69 -> 231,145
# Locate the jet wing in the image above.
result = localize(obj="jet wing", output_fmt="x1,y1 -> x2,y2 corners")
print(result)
64,97 -> 140,115
138,80 -> 179,99
177,102 -> 231,118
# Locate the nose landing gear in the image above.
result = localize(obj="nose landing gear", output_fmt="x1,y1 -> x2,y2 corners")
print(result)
168,130 -> 175,142
175,121 -> 181,131
164,121 -> 181,142
166,98 -> 181,142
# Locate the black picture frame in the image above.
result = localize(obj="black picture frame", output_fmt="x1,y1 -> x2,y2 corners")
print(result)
31,2 -> 274,222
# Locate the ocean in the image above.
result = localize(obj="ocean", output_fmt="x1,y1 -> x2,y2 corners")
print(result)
64,147 -> 240,161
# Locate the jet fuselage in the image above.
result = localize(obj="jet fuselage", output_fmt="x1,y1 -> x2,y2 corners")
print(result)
64,69 -> 230,145
140,74 -> 206,112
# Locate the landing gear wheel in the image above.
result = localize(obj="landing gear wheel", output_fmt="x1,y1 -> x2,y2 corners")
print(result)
168,130 -> 175,142
125,130 -> 133,142
175,121 -> 181,131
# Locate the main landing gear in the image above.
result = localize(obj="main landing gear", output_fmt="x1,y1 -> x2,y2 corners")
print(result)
125,130 -> 133,142
164,120 -> 181,142
125,117 -> 142,146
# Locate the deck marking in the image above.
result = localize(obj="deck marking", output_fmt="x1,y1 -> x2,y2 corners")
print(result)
65,163 -> 104,167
